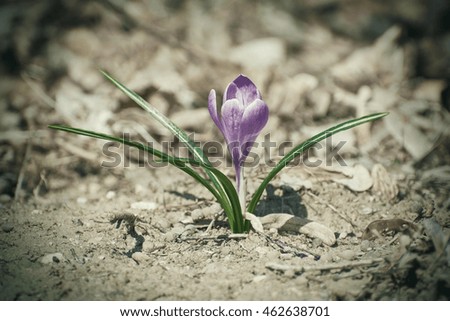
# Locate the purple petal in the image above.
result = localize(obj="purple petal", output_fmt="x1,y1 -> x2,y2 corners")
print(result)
208,89 -> 223,132
232,74 -> 261,106
221,98 -> 245,175
239,99 -> 269,159
224,82 -> 238,101
221,98 -> 245,145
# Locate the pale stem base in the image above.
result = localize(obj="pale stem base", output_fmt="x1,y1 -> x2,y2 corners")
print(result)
238,167 -> 246,215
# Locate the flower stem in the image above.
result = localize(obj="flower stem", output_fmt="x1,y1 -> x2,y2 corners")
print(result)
238,167 -> 246,216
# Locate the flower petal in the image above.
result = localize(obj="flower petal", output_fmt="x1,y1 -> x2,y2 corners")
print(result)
221,98 -> 245,173
224,82 -> 238,101
232,74 -> 261,106
221,98 -> 245,145
239,99 -> 269,159
208,89 -> 223,132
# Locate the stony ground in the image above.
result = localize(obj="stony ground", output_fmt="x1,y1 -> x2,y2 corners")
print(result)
0,0 -> 449,300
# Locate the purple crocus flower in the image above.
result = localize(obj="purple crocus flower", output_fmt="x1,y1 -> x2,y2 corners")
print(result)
208,74 -> 269,191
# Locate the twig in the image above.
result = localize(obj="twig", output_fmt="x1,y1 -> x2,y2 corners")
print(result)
33,170 -> 48,198
206,211 -> 226,233
21,72 -> 56,108
55,137 -> 98,161
14,137 -> 32,201
0,130 -> 48,143
263,234 -> 321,260
177,233 -> 247,243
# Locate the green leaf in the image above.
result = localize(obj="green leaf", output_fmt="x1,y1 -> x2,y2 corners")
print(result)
100,70 -> 208,165
49,124 -> 245,232
247,112 -> 389,213
100,70 -> 230,221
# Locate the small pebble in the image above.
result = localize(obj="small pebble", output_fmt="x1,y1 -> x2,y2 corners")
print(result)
77,197 -> 87,204
106,191 -> 116,199
338,232 -> 348,239
2,222 -> 14,233
252,275 -> 267,283
360,240 -> 372,252
338,249 -> 355,261
40,253 -> 65,264
180,217 -> 194,224
399,235 -> 412,250
131,252 -> 149,264
191,208 -> 204,220
361,207 -> 373,215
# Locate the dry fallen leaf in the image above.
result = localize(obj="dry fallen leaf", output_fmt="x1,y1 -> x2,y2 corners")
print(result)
245,212 -> 264,234
384,109 -> 434,160
330,25 -> 404,89
362,219 -> 418,240
259,213 -> 336,246
371,163 -> 398,201
328,164 -> 373,192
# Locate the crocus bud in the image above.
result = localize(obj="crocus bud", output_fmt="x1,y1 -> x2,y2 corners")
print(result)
208,74 -> 269,190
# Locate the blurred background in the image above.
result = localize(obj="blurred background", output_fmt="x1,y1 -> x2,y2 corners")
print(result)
0,0 -> 449,203
1,0 -> 450,301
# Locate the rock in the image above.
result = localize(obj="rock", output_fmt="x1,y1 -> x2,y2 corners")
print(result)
131,252 -> 150,264
105,191 -> 116,199
40,253 -> 65,264
252,275 -> 267,283
76,197 -> 87,205
338,232 -> 348,239
180,217 -> 194,224
1,222 -> 14,233
337,249 -> 356,261
360,240 -> 372,252
360,207 -> 373,215
191,208 -> 204,221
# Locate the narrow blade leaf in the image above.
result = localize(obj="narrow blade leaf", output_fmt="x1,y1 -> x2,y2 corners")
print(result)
247,112 -> 389,213
49,124 -> 245,232
100,71 -> 208,165
100,70 -> 229,209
